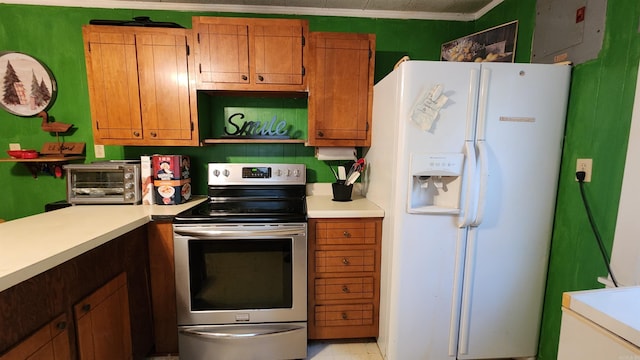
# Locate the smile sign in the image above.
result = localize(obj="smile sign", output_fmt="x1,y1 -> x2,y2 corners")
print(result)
224,113 -> 291,139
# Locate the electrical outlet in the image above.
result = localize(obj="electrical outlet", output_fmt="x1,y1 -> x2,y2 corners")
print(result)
9,143 -> 21,150
576,158 -> 592,182
94,144 -> 105,158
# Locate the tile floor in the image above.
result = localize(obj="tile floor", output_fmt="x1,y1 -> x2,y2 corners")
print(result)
147,339 -> 384,360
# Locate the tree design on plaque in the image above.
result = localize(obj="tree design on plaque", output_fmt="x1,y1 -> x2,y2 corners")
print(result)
0,52 -> 56,117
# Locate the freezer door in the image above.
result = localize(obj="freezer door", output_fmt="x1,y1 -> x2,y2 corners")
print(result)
456,63 -> 571,359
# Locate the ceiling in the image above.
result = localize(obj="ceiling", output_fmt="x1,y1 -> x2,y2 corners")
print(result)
4,0 -> 503,20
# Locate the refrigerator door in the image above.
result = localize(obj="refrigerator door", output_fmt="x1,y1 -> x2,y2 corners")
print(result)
366,61 -> 482,360
457,63 -> 571,359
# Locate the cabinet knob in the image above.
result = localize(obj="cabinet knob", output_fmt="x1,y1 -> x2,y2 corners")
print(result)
133,131 -> 140,137
242,75 -> 248,81
150,131 -> 157,137
56,321 -> 67,330
343,231 -> 351,238
258,75 -> 264,82
342,258 -> 350,265
81,304 -> 91,312
317,131 -> 324,137
342,285 -> 350,293
341,312 -> 348,320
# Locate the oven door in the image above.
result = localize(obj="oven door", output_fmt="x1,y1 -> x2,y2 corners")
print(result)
173,223 -> 307,326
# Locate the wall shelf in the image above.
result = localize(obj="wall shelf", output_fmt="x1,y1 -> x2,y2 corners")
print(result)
0,156 -> 85,178
202,139 -> 305,144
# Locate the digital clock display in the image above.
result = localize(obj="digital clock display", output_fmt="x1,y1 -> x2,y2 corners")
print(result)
242,167 -> 271,178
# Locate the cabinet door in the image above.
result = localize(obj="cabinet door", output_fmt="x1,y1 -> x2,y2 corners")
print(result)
147,221 -> 178,354
195,20 -> 250,85
83,28 -> 143,142
74,273 -> 132,360
137,33 -> 194,142
0,314 -> 70,360
308,32 -> 375,147
252,20 -> 305,86
193,16 -> 308,92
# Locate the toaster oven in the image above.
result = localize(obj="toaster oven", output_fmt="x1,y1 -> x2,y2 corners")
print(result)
63,162 -> 142,204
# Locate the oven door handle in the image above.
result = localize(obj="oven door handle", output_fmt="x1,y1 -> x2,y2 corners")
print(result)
174,226 -> 306,238
180,324 -> 305,339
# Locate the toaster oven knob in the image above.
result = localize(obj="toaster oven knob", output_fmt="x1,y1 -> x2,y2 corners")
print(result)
125,183 -> 134,189
124,173 -> 133,180
125,193 -> 134,199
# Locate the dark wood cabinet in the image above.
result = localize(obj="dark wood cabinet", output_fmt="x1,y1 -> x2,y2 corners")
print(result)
308,218 -> 382,339
0,227 -> 152,359
74,273 -> 132,360
0,314 -> 70,360
147,221 -> 179,354
307,32 -> 376,147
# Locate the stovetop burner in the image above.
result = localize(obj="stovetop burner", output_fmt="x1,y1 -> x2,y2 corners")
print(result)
173,163 -> 307,224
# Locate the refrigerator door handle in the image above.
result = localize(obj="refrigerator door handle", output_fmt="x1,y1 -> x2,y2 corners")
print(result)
471,67 -> 491,227
457,141 -> 477,228
458,68 -> 481,228
457,228 -> 479,355
448,227 -> 469,356
472,140 -> 489,227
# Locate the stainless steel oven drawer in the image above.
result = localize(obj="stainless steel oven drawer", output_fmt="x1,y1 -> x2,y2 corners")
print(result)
178,322 -> 307,360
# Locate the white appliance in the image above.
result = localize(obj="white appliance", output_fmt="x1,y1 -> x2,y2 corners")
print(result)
363,60 -> 571,359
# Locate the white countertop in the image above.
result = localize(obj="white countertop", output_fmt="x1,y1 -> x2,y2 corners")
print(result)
563,286 -> 640,347
306,183 -> 384,218
0,197 -> 206,292
1,186 -> 383,294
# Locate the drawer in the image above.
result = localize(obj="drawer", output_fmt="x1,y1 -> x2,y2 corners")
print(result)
315,221 -> 377,246
315,250 -> 375,273
315,304 -> 374,327
315,277 -> 374,301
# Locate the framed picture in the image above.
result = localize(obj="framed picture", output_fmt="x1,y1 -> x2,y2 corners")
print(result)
441,20 -> 518,63
0,52 -> 57,117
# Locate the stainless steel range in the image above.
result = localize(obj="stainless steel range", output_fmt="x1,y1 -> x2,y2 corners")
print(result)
173,163 -> 307,360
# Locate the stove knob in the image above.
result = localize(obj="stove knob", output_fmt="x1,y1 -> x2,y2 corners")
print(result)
276,169 -> 282,177
213,169 -> 220,177
223,169 -> 230,177
286,169 -> 291,177
294,169 -> 301,177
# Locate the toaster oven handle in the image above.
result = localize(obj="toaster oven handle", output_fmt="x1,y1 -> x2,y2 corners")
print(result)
174,226 -> 306,238
179,324 -> 305,339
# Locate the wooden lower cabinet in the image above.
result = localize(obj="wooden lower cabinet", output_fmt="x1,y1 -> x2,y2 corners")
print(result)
0,227 -> 152,359
147,221 -> 179,354
0,314 -> 70,360
308,218 -> 382,339
74,273 -> 132,360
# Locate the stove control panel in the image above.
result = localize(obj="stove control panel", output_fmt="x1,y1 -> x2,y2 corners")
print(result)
208,163 -> 306,185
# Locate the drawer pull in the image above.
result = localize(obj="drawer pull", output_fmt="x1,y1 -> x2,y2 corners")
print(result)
150,131 -> 157,137
242,75 -> 248,80
133,131 -> 140,137
258,75 -> 264,82
341,312 -> 348,320
342,258 -> 350,265
343,231 -> 351,238
342,285 -> 350,293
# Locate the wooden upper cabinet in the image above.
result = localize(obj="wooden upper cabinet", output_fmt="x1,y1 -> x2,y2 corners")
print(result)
307,32 -> 375,147
82,25 -> 199,146
192,16 -> 308,92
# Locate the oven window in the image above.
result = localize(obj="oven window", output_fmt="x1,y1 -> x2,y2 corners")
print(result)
187,239 -> 293,311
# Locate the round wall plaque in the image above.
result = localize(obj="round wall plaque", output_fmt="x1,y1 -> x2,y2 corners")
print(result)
0,52 -> 57,117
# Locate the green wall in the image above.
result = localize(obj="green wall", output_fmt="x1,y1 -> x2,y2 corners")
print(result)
538,1 -> 640,359
0,1 -> 530,221
7,1 -> 639,359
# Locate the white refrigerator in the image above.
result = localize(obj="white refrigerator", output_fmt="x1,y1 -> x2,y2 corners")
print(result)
363,60 -> 571,359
